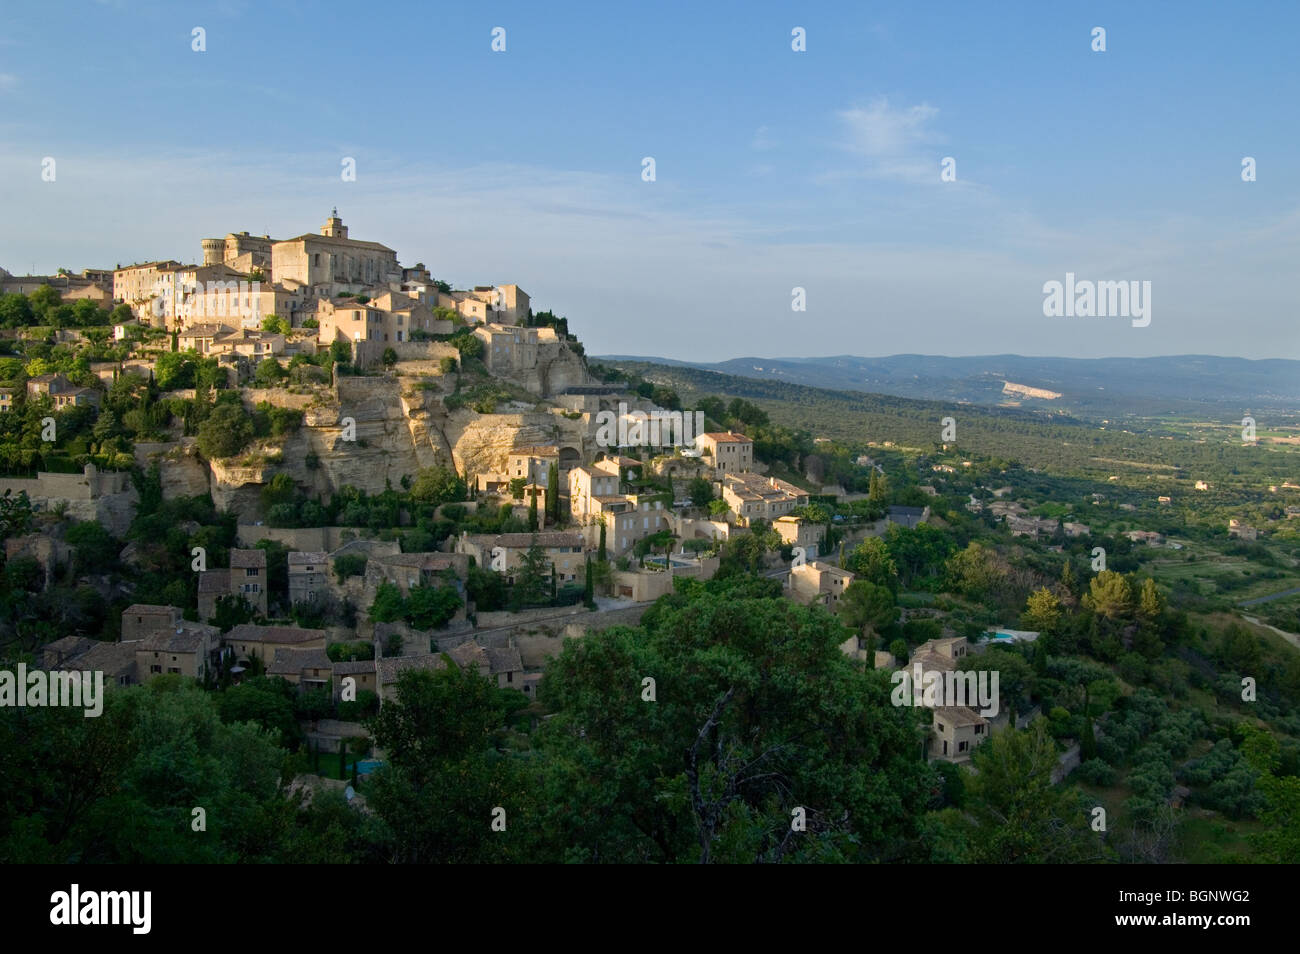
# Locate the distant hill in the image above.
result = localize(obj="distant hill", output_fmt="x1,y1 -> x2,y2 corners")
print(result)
593,354 -> 1300,418
590,358 -> 1295,485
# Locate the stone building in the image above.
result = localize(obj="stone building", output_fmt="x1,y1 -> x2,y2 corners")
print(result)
271,211 -> 400,295
230,548 -> 269,615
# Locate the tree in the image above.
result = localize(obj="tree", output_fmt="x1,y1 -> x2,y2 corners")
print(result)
868,470 -> 888,507
1060,559 -> 1077,595
687,476 -> 713,508
217,676 -> 303,750
964,721 -> 1102,863
252,357 -> 287,387
1136,578 -> 1164,623
945,542 -> 1006,600
583,556 -> 595,608
885,524 -> 953,587
196,402 -> 252,459
534,577 -> 935,862
382,347 -> 398,369
545,462 -> 559,524
92,408 -> 121,442
528,491 -> 539,532
839,580 -> 896,635
1083,570 -> 1133,620
404,585 -> 462,630
1239,724 -> 1300,863
65,520 -> 117,574
370,581 -> 406,623
1022,587 -> 1062,634
0,489 -> 35,541
845,537 -> 899,593
210,594 -> 256,632
260,314 -> 290,335
467,565 -> 507,612
27,284 -> 61,319
365,665 -> 526,862
510,539 -> 551,609
0,292 -> 35,328
155,350 -> 195,390
409,465 -> 466,506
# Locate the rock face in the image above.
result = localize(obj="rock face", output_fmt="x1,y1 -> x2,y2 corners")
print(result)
152,441 -> 212,500
143,349 -> 611,508
504,341 -> 591,397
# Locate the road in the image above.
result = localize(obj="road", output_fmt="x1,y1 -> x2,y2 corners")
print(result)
1238,586 -> 1300,608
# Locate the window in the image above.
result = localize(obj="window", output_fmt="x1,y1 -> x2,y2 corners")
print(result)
246,567 -> 259,577
958,741 -> 968,753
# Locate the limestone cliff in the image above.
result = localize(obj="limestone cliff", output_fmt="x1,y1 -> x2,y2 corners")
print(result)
143,345 -> 614,508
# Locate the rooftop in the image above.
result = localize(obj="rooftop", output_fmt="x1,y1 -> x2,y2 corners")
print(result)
227,624 -> 327,645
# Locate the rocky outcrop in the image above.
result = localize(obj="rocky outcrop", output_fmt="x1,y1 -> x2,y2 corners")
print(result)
141,344 -> 614,509
146,441 -> 212,500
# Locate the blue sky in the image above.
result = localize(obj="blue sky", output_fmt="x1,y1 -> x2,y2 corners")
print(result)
2,0 -> 1298,360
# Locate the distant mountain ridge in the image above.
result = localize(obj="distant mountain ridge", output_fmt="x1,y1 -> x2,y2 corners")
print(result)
593,354 -> 1300,417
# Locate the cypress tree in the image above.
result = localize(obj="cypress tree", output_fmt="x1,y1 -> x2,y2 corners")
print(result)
598,519 -> 607,562
528,490 -> 539,531
545,461 -> 559,523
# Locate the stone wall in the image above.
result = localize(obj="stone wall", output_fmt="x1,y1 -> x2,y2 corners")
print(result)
241,388 -> 318,410
0,466 -> 137,536
235,524 -> 371,551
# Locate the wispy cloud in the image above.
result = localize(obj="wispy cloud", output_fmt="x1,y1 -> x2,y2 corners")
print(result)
0,74 -> 18,93
0,144 -> 1293,360
752,125 -> 774,151
835,96 -> 943,183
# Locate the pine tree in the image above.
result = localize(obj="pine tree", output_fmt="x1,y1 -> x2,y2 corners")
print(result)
1137,577 -> 1164,623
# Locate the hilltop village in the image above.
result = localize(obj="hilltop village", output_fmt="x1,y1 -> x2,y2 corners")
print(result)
1,212 -> 999,760
2,213 -> 1298,865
